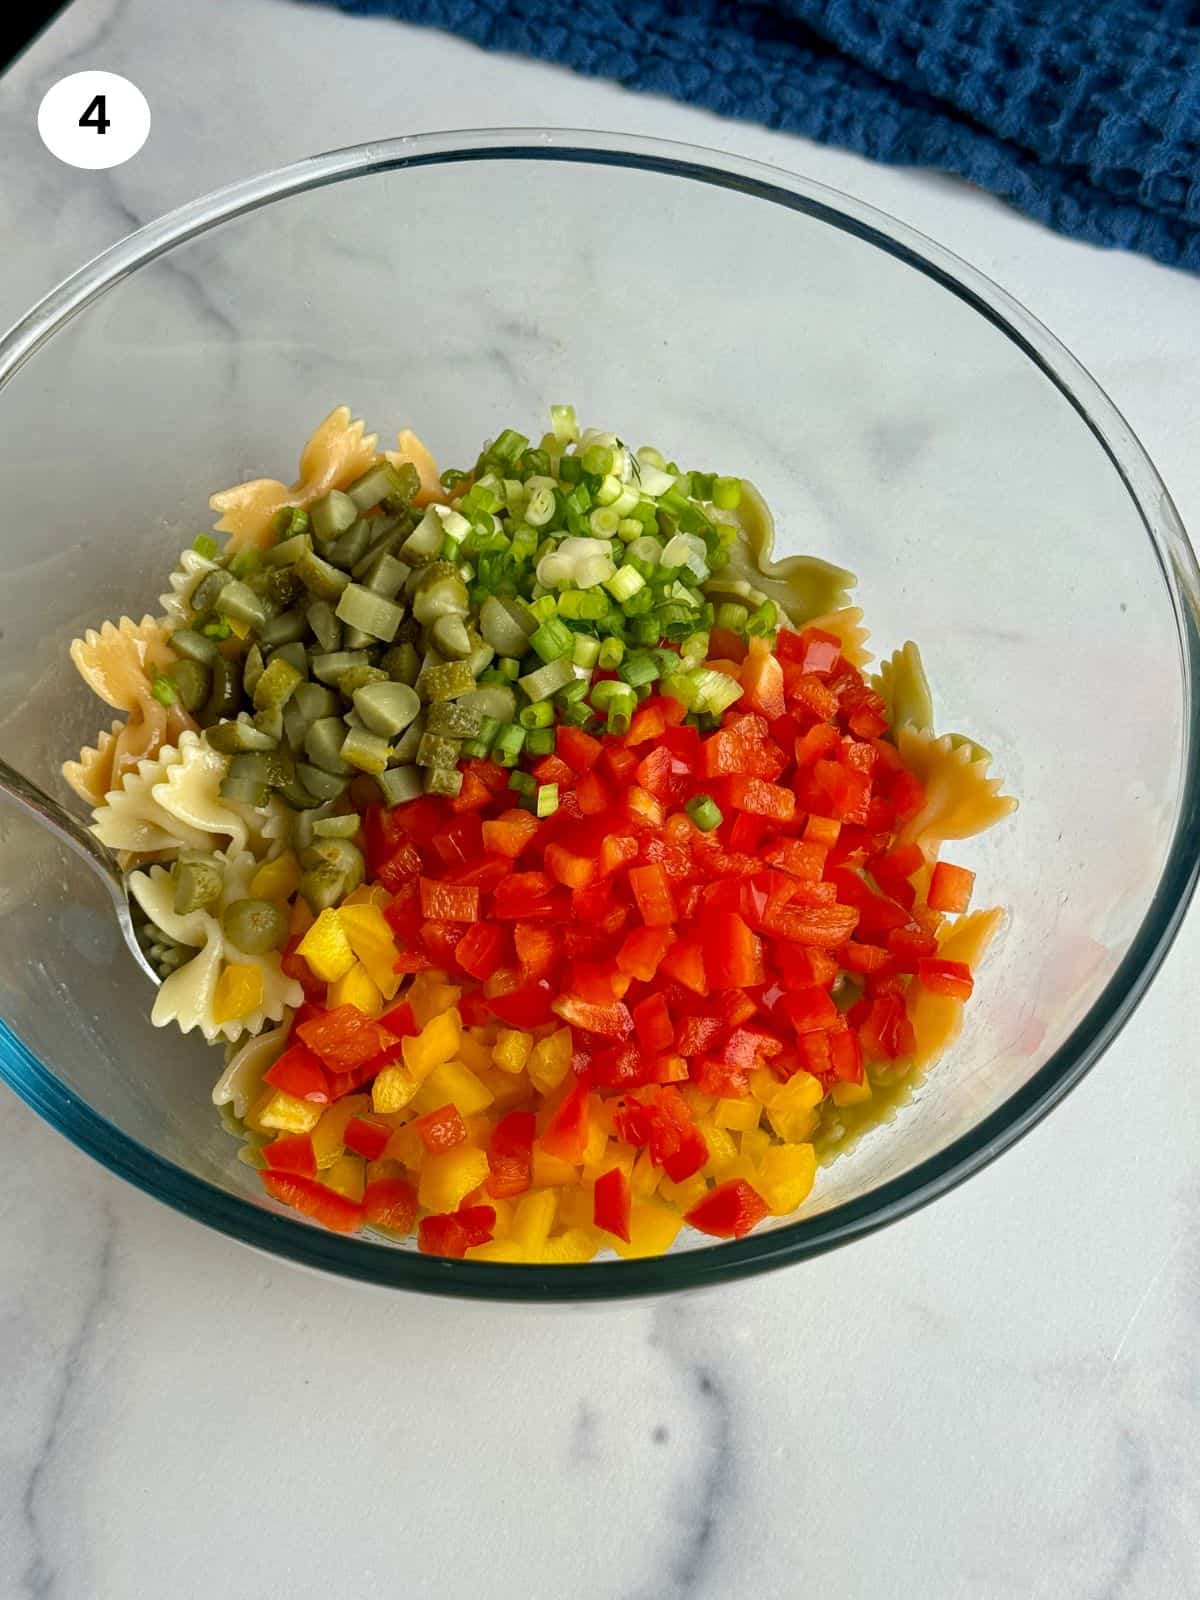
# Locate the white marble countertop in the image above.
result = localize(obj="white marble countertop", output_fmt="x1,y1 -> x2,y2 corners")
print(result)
3,3 -> 1200,1596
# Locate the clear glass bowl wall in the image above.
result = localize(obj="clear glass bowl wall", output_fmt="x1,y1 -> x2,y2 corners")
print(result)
0,133 -> 1196,1298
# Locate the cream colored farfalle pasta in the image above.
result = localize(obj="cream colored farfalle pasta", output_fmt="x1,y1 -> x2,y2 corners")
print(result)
212,1016 -> 292,1117
90,730 -> 259,860
873,641 -> 934,731
724,479 -> 857,625
159,547 -> 220,626
129,850 -> 303,1043
896,725 -> 1018,852
62,719 -> 125,807
67,615 -> 197,790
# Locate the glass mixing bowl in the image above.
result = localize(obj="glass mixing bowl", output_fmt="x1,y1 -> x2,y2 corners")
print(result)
1,131 -> 1197,1300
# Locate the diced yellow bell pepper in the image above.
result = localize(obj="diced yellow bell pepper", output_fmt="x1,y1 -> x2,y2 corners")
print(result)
465,1238 -> 528,1263
681,1088 -> 717,1120
658,1172 -> 709,1211
714,1096 -> 761,1131
757,1142 -> 816,1214
311,1094 -> 371,1168
249,852 -> 301,903
832,1079 -> 873,1106
555,1184 -> 596,1229
629,1147 -> 662,1198
583,1137 -> 635,1185
533,1227 -> 600,1264
323,1152 -> 366,1203
340,883 -> 389,909
385,1123 -> 425,1169
296,908 -> 356,983
714,1156 -> 760,1187
327,960 -> 385,1018
228,616 -> 250,640
336,903 -> 402,1000
402,1008 -> 462,1080
418,1146 -> 489,1213
702,1123 -> 739,1175
478,1068 -> 531,1111
492,1028 -> 533,1074
612,1202 -> 683,1259
288,896 -> 314,938
413,1059 -> 494,1116
371,1065 -> 420,1114
487,1196 -> 515,1236
581,1115 -> 609,1171
456,1030 -> 494,1075
531,1148 -> 579,1188
250,1087 -> 322,1135
740,1126 -> 771,1165
765,1071 -> 824,1143
510,1189 -> 558,1251
408,973 -> 462,1028
212,963 -> 264,1026
527,1027 -> 572,1094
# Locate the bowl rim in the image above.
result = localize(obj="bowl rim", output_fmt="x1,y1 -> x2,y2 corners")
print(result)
3,127 -> 1198,1300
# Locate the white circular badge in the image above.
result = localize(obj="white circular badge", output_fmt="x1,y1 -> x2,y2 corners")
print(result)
37,71 -> 151,170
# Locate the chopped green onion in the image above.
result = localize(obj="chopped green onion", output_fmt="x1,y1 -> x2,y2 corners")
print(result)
686,793 -> 724,832
508,769 -> 536,797
535,783 -> 559,818
572,635 -> 601,670
597,636 -> 625,671
617,651 -> 661,688
518,656 -> 576,703
605,565 -> 645,604
150,672 -> 177,707
491,723 -> 526,767
192,534 -> 219,560
712,476 -> 743,510
524,727 -> 555,756
746,599 -> 778,637
529,616 -> 574,663
550,404 -> 579,445
519,700 -> 555,730
715,601 -> 750,633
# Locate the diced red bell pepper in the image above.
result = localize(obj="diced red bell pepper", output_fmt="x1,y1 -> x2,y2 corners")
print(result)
263,1132 -> 317,1177
481,809 -> 540,858
887,924 -> 939,967
343,1116 -> 393,1161
625,785 -> 665,831
487,1111 -> 536,1199
297,1007 -> 400,1073
775,945 -> 839,990
704,911 -> 765,989
591,1043 -> 650,1090
260,1171 -> 364,1234
684,1179 -> 768,1239
432,814 -> 484,867
418,1205 -> 496,1257
514,922 -> 559,982
555,723 -> 603,773
419,877 -> 480,923
486,978 -> 556,1028
375,840 -> 423,892
539,1080 -> 592,1163
708,627 -> 748,663
491,872 -> 559,919
445,854 -> 512,891
414,1103 -> 468,1154
829,1026 -> 863,1083
675,1014 -> 724,1058
448,768 -> 494,813
781,985 -> 841,1033
464,757 -> 510,794
803,813 -> 841,846
740,637 -> 786,719
861,994 -> 916,1060
420,919 -> 467,968
570,960 -> 624,1004
545,841 -> 596,890
602,744 -> 638,785
785,625 -> 842,677
599,833 -> 638,877
840,941 -> 893,974
616,925 -> 675,982
917,957 -> 975,999
573,769 -> 611,815
632,992 -> 675,1053
551,995 -> 633,1040
724,775 -> 796,822
264,1041 -> 331,1105
887,769 -> 926,822
785,671 -> 840,723
928,862 -> 975,914
764,839 -> 828,881
794,722 -> 841,767
628,862 -> 676,928
766,903 -> 859,948
532,753 -> 574,789
363,1176 -> 418,1232
454,920 -> 507,980
377,1000 -> 417,1038
593,1167 -> 632,1242
658,937 -> 709,996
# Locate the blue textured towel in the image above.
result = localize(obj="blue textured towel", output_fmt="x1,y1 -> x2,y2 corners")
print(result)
313,0 -> 1200,272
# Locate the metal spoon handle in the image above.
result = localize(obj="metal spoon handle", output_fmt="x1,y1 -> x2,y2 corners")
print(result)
0,755 -> 125,890
0,755 -> 160,984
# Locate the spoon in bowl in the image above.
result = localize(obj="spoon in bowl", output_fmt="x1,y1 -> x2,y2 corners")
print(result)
0,756 -> 161,986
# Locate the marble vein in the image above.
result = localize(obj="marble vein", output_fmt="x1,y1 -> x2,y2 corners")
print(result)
18,1200 -> 115,1600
